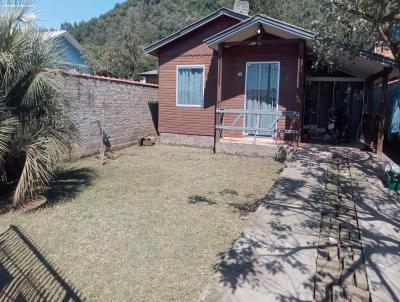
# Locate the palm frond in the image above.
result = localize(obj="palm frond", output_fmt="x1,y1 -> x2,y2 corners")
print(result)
21,71 -> 60,107
1,0 -> 81,204
0,116 -> 18,163
12,122 -> 80,204
12,135 -> 52,204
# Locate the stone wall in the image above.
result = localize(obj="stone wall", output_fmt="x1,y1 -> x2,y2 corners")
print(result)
63,74 -> 158,156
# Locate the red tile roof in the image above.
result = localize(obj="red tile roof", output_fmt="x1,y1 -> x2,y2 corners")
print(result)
67,72 -> 159,88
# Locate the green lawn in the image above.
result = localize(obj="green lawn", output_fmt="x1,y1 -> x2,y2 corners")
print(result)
0,145 -> 282,301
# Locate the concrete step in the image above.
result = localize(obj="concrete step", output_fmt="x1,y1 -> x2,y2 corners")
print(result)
215,141 -> 278,157
216,140 -> 296,158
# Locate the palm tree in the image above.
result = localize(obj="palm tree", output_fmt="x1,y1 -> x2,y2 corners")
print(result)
0,0 -> 79,205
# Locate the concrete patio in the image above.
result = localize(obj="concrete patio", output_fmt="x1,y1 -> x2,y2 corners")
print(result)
199,145 -> 400,302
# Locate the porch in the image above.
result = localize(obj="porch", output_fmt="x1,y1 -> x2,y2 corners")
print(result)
214,108 -> 299,157
211,39 -> 305,157
208,16 -> 398,158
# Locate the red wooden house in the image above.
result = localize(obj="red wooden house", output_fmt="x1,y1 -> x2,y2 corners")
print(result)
145,8 -> 397,156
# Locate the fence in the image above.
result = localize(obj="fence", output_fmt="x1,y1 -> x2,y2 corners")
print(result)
63,74 -> 158,156
215,108 -> 299,143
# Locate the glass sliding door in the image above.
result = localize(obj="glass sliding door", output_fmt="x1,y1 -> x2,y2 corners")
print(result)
245,62 -> 280,136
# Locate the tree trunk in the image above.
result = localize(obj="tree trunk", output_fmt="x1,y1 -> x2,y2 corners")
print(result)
376,69 -> 389,155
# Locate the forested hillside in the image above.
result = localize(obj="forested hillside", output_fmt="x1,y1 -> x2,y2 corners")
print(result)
61,0 -> 322,78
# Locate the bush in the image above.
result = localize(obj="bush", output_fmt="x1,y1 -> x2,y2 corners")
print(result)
0,1 -> 79,205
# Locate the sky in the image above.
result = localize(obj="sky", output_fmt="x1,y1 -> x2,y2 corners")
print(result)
36,0 -> 125,29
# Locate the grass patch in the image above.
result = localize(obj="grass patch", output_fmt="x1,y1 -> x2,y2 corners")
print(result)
0,145 -> 282,301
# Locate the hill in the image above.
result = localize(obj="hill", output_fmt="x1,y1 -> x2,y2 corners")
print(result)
61,0 -> 321,78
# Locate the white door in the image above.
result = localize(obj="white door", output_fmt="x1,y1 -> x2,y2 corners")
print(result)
245,62 -> 280,136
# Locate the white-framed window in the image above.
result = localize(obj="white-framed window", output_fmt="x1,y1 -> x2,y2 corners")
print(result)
176,65 -> 205,107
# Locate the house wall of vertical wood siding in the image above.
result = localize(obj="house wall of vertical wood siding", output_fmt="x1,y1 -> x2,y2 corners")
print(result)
157,15 -> 304,140
221,42 -> 302,138
62,74 -> 158,156
157,15 -> 240,137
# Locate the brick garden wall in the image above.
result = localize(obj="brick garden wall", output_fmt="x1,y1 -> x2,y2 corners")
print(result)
63,74 -> 158,156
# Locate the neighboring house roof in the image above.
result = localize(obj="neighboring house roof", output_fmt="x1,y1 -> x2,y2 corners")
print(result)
43,30 -> 84,53
64,71 -> 159,88
144,8 -> 249,55
139,70 -> 158,76
374,45 -> 395,60
44,30 -> 89,72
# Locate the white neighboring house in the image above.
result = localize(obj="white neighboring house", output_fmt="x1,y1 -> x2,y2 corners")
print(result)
138,70 -> 158,85
44,30 -> 89,73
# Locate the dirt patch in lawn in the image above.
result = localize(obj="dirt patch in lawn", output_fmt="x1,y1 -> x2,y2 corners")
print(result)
0,145 -> 282,301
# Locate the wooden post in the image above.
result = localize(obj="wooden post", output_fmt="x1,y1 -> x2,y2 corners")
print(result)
376,68 -> 389,155
213,44 -> 223,154
366,77 -> 374,142
297,42 -> 305,145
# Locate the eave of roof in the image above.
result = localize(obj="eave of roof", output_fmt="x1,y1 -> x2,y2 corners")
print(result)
360,51 -> 398,68
45,30 -> 84,53
205,14 -> 315,47
144,8 -> 249,56
60,31 -> 84,53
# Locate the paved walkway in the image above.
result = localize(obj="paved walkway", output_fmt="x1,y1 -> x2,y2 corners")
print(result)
349,150 -> 400,302
199,145 -> 400,302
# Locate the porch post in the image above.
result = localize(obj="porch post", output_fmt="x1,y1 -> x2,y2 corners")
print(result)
364,77 -> 374,143
213,44 -> 223,154
376,68 -> 390,155
297,42 -> 305,145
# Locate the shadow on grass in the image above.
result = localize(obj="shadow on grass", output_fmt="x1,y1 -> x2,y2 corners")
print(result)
228,198 -> 263,217
0,168 -> 96,214
188,195 -> 216,205
219,189 -> 239,196
42,167 -> 97,208
0,225 -> 85,301
188,189 -> 263,217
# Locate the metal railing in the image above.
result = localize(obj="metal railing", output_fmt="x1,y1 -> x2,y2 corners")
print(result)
215,108 -> 299,141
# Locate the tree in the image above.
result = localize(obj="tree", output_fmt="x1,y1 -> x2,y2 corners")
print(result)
62,0 -> 323,77
113,7 -> 142,77
313,0 -> 400,67
249,0 -> 321,29
313,0 -> 400,153
0,1 -> 79,204
64,0 -> 236,77
81,7 -> 142,78
249,0 -> 282,19
60,21 -> 72,32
